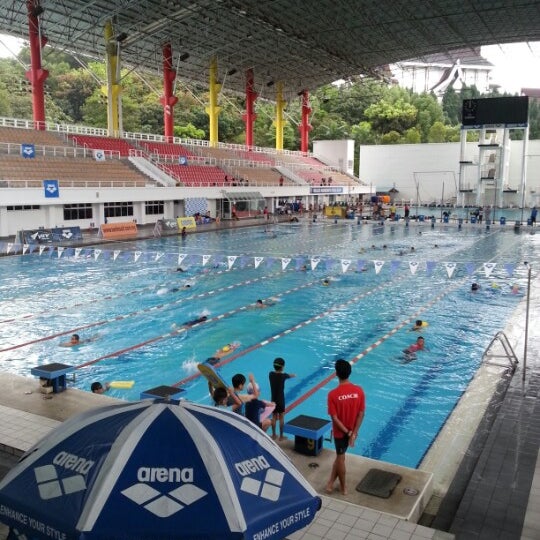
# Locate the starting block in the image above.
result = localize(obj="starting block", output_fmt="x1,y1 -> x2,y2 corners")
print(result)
31,363 -> 75,394
283,414 -> 332,456
140,385 -> 185,400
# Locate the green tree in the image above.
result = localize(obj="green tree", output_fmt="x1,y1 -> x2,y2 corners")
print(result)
529,100 -> 540,140
139,98 -> 164,134
314,77 -> 385,126
0,82 -> 12,116
310,110 -> 350,140
442,86 -> 461,124
380,130 -> 401,144
351,121 -> 376,145
174,123 -> 205,139
2,46 -> 540,149
411,93 -> 444,141
444,125 -> 461,142
428,121 -> 446,143
403,127 -> 421,143
364,99 -> 417,134
53,70 -> 97,123
0,57 -> 31,118
81,91 -> 107,127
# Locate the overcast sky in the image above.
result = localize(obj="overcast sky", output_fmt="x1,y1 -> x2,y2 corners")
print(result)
481,42 -> 540,93
1,34 -> 540,95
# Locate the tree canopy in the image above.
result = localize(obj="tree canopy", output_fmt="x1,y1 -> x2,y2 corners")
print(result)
0,46 -> 536,153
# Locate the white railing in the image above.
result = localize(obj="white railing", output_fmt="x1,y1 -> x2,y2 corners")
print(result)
0,179 -> 150,188
220,158 -> 274,168
0,116 -> 369,185
151,154 -> 217,166
0,141 -> 121,159
0,117 -> 319,159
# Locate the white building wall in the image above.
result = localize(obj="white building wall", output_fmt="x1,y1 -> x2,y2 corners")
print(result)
359,139 -> 540,205
1,208 -> 46,233
312,139 -> 355,174
0,183 -> 373,237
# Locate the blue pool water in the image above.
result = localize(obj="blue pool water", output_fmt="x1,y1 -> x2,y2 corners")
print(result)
1,219 -> 538,468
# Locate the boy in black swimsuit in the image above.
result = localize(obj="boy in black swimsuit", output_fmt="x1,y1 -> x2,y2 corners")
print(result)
269,357 -> 296,440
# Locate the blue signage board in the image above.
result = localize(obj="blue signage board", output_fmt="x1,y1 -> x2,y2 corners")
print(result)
43,179 -> 59,198
21,143 -> 35,158
310,186 -> 343,194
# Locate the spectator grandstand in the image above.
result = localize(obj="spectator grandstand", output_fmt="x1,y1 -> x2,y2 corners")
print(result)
0,155 -> 149,187
0,123 -> 362,189
67,134 -> 136,157
162,164 -> 227,186
0,127 -> 65,147
139,141 -> 196,158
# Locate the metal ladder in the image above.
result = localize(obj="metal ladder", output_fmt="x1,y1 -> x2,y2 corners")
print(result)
482,331 -> 519,372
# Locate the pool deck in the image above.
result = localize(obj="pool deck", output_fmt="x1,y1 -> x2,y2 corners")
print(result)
1,217 -> 539,539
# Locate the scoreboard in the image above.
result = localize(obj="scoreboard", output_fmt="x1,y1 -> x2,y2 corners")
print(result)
462,96 -> 529,128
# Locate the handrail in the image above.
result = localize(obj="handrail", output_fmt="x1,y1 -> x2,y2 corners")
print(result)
0,115 -> 319,159
0,115 -> 372,183
482,331 -> 519,372
0,179 -> 149,188
0,141 -> 121,160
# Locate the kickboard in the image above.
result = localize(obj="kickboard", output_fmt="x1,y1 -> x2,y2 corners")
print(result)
109,380 -> 135,389
260,403 -> 276,422
197,363 -> 228,389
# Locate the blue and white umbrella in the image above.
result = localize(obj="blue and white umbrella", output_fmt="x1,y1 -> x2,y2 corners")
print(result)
0,400 -> 321,540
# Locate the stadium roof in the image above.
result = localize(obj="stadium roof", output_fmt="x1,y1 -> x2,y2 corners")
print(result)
1,1 -> 540,100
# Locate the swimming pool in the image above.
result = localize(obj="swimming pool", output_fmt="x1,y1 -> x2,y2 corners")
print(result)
1,219 -> 537,468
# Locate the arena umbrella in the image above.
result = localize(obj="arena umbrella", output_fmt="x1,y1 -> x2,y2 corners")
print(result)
0,400 -> 321,540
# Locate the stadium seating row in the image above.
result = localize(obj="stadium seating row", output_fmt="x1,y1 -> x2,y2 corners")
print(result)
0,126 -> 359,187
0,156 -> 147,187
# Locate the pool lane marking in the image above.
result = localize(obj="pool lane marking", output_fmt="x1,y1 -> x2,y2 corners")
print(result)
0,224 -> 498,325
0,261 -> 257,324
0,270 -> 287,353
7,230 -> 498,354
74,279 -> 320,369
282,236 -> 511,414
283,278 -> 468,414
170,275 -> 409,388
83,227 -> 508,380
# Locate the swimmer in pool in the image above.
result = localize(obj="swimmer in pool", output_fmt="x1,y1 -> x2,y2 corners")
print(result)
322,279 -> 330,286
59,333 -> 97,347
157,285 -> 186,295
405,336 -> 425,354
411,320 -> 428,331
213,342 -> 240,358
471,282 -> 480,292
401,337 -> 426,363
60,334 -> 81,347
91,381 -> 110,394
254,299 -> 276,309
181,315 -> 208,328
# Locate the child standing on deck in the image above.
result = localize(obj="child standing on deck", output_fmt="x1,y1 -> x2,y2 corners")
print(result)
269,357 -> 296,441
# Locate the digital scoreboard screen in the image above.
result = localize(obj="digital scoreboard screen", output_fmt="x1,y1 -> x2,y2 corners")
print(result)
462,96 -> 529,127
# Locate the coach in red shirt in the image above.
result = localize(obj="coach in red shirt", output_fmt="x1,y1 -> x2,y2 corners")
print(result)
325,359 -> 365,495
